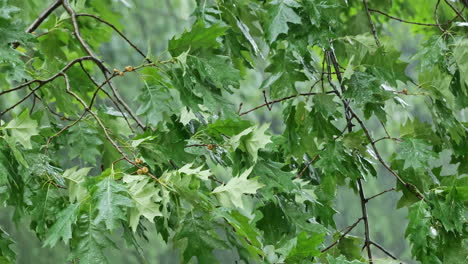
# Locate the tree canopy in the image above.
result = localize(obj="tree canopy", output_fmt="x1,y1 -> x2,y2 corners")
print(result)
0,0 -> 467,263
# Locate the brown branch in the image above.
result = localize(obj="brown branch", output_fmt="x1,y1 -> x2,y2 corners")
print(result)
434,0 -> 447,33
26,0 -> 63,33
263,91 -> 272,111
350,110 -> 424,200
62,0 -> 102,67
0,56 -> 97,97
369,241 -> 399,261
30,90 -> 74,121
321,218 -> 363,253
444,0 -> 466,21
76,13 -> 151,63
237,102 -> 243,114
208,175 -> 224,185
61,73 -> 127,159
329,45 -> 374,262
45,111 -> 87,151
185,144 -> 209,148
62,0 -> 146,130
365,188 -> 395,202
325,45 -> 423,199
369,8 -> 450,27
357,179 -> 373,264
296,154 -> 319,179
362,0 -> 381,47
79,62 -> 135,133
0,56 -> 98,117
239,90 -> 334,116
373,136 -> 401,144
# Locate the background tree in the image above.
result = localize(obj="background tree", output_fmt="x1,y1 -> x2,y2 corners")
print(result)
0,0 -> 467,263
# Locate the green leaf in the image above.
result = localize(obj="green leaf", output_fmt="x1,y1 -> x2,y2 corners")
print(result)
123,174 -> 163,232
396,138 -> 436,170
189,55 -> 241,90
284,231 -> 324,262
136,67 -> 181,127
253,160 -> 297,201
326,255 -> 366,264
70,214 -> 114,264
405,201 -> 441,263
0,226 -> 15,263
63,167 -> 92,203
3,110 -> 38,149
44,203 -> 80,247
67,122 -> 103,165
168,20 -> 228,56
228,124 -> 272,162
0,2 -> 33,82
174,216 -> 229,264
267,0 -> 302,43
212,167 -> 264,209
93,176 -> 133,231
453,38 -> 468,93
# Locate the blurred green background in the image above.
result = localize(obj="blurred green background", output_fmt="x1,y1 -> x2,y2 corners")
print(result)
1,0 -> 458,263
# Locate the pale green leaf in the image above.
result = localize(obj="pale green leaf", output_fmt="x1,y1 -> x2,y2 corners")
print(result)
4,110 -> 38,149
63,167 -> 92,203
93,177 -> 133,231
123,174 -> 163,232
44,203 -> 79,247
212,167 -> 264,209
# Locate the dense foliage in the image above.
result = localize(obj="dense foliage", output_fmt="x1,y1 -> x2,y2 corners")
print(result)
0,0 -> 467,263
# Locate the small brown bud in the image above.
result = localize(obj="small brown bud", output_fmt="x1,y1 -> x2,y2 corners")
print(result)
125,66 -> 134,72
137,169 -> 143,175
113,68 -> 119,73
207,144 -> 215,151
142,167 -> 149,174
135,158 -> 143,164
402,88 -> 408,95
119,71 -> 124,76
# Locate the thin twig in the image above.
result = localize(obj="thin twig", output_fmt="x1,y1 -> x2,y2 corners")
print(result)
78,62 -> 135,133
373,136 -> 401,144
321,218 -> 363,253
26,0 -> 63,33
362,0 -> 381,47
263,91 -> 272,111
357,179 -> 373,264
63,0 -> 146,130
1,56 -> 98,117
45,112 -> 87,151
370,241 -> 399,261
444,0 -> 466,21
365,188 -> 396,202
239,91 -> 334,116
76,13 -> 152,63
296,154 -> 319,179
434,0 -> 446,33
369,8 -> 451,27
350,110 -> 424,200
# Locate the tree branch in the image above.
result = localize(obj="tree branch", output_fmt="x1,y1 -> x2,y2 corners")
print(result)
239,90 -> 334,116
366,188 -> 396,202
444,0 -> 466,21
357,179 -> 373,263
26,0 -> 63,33
0,56 -> 98,117
62,0 -> 146,130
76,13 -> 151,63
362,0 -> 381,47
369,8 -> 452,27
321,218 -> 363,253
369,241 -> 399,261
